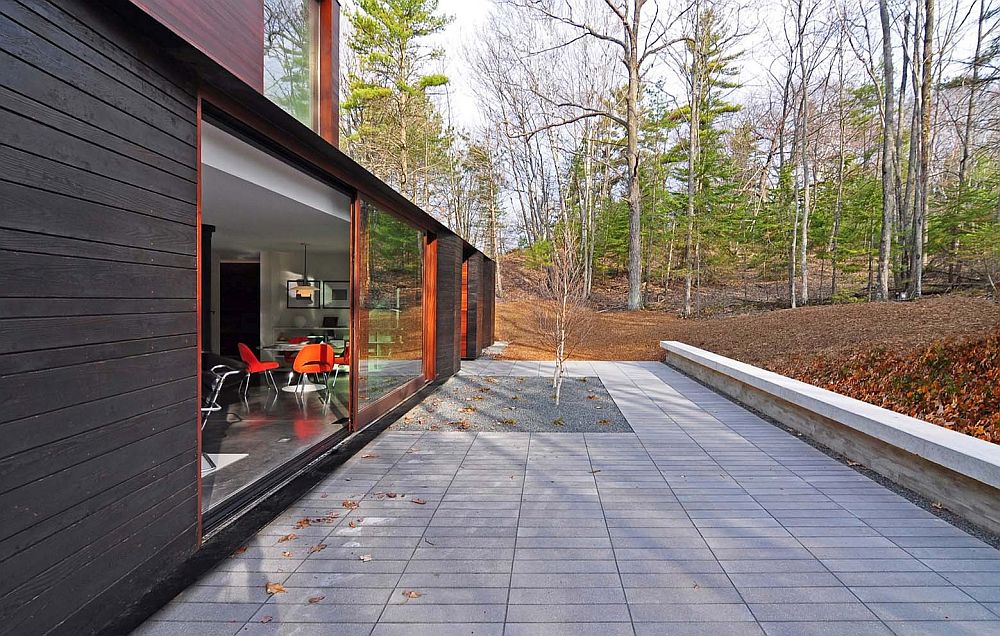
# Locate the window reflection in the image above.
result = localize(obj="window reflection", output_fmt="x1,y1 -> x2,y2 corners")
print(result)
358,201 -> 424,407
264,0 -> 319,129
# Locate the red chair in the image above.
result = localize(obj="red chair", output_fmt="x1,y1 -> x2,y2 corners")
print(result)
237,343 -> 280,395
291,343 -> 336,398
330,344 -> 350,390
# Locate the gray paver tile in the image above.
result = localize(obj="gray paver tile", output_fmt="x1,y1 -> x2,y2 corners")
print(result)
372,624 -> 504,636
505,624 -> 636,636
884,621 -> 1000,635
132,362 -> 1000,636
760,622 -> 893,636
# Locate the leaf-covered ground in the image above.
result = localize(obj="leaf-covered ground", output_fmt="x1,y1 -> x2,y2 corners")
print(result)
495,294 -> 1000,443
787,330 -> 1000,443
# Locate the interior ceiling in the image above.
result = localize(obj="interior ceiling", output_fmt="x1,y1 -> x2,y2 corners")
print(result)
201,123 -> 350,255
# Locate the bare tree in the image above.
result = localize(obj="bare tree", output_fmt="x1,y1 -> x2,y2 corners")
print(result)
911,0 -> 935,299
503,0 -> 689,310
877,0 -> 896,300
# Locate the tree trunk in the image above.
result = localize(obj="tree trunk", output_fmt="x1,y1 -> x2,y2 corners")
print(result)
684,13 -> 701,318
626,47 -> 643,310
877,0 -> 895,300
911,0 -> 934,299
797,14 -> 810,307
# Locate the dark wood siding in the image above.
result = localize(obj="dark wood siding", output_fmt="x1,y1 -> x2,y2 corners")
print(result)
0,1 -> 199,634
128,0 -> 264,91
463,253 -> 483,359
481,259 -> 496,348
434,234 -> 462,378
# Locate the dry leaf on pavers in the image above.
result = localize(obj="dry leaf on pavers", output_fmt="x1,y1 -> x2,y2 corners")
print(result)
361,454 -> 378,459
411,498 -> 427,505
932,501 -> 944,510
232,546 -> 248,556
348,520 -> 358,529
265,582 -> 286,595
281,551 -> 293,557
342,500 -> 359,510
308,544 -> 328,554
308,596 -> 325,604
320,494 -> 329,499
277,533 -> 297,543
402,590 -> 422,599
294,518 -> 312,529
359,554 -> 373,562
260,616 -> 273,624
385,492 -> 398,498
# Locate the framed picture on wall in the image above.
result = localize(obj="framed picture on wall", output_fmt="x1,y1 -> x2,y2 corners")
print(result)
322,280 -> 350,309
287,280 -> 318,308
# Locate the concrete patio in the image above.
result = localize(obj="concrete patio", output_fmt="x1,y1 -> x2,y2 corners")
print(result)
135,361 -> 1000,636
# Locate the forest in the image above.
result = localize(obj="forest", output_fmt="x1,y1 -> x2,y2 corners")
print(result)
328,0 -> 1000,316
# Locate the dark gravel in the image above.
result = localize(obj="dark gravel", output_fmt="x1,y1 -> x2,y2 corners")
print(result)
389,375 -> 633,433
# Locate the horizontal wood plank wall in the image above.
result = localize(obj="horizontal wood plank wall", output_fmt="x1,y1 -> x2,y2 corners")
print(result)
463,253 -> 483,359
0,1 -> 199,634
434,235 -> 462,378
128,0 -> 264,91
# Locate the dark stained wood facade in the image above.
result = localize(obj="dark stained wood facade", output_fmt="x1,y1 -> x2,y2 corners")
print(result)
0,1 -> 199,633
129,0 -> 264,90
435,234 -> 463,377
0,1 -> 495,633
462,252 -> 485,359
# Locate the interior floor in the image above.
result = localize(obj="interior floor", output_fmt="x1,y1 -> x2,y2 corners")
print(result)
200,377 -> 350,512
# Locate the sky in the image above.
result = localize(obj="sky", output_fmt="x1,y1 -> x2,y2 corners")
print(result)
431,0 -> 493,129
410,0 -> 982,131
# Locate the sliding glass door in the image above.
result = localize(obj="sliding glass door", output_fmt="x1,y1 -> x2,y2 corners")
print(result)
355,200 -> 426,418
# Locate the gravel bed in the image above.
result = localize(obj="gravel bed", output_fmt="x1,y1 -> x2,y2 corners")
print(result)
389,375 -> 632,433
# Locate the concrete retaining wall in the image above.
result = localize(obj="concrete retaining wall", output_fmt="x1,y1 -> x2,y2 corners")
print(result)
661,341 -> 1000,534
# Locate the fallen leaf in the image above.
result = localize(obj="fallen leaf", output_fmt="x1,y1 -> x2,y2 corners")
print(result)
232,545 -> 248,556
411,498 -> 427,505
360,554 -> 373,562
308,543 -> 328,554
260,616 -> 273,624
385,492 -> 398,498
847,460 -> 861,467
460,406 -> 477,413
361,453 -> 379,459
931,501 -> 944,510
402,590 -> 423,599
294,518 -> 312,529
277,533 -> 297,543
348,520 -> 358,528
342,500 -> 359,510
265,582 -> 286,595
308,596 -> 325,604
281,551 -> 293,557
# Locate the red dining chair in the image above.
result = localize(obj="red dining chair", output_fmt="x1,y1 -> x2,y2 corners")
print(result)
291,343 -> 336,399
237,343 -> 280,395
330,344 -> 350,390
